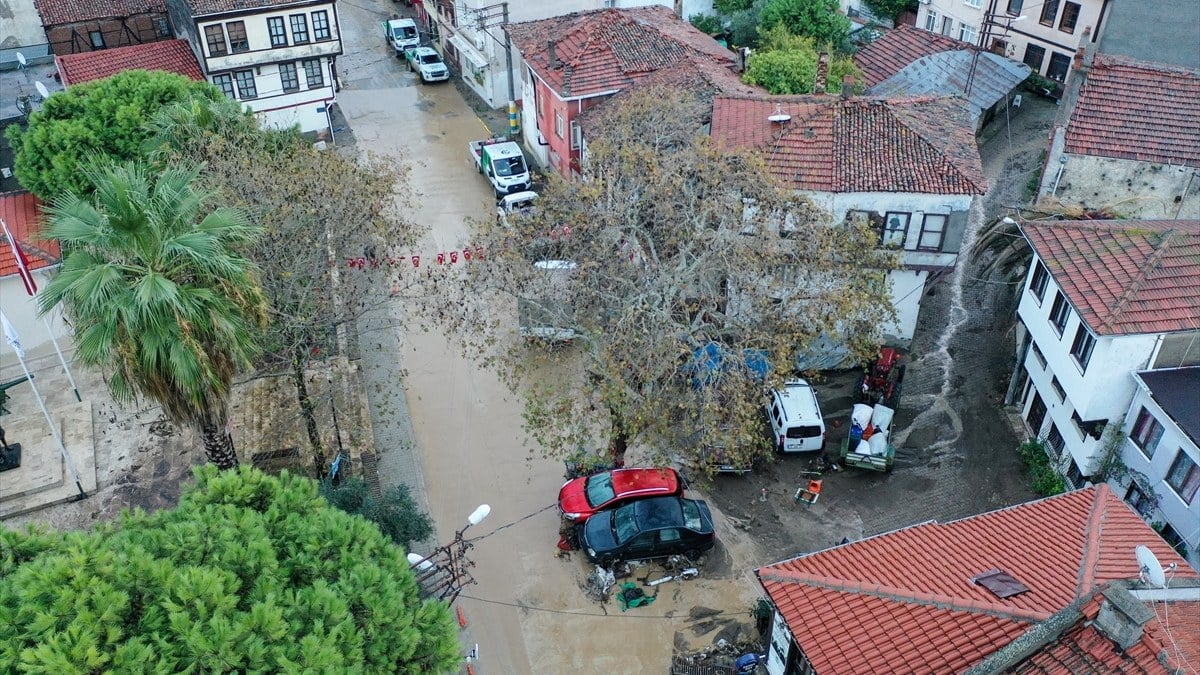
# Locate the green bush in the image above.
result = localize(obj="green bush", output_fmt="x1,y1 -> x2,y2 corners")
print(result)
1018,439 -> 1067,496
690,13 -> 725,35
319,476 -> 434,550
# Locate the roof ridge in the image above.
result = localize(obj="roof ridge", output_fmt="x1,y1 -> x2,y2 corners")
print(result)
881,101 -> 984,193
1075,484 -> 1112,597
1099,229 -> 1178,333
758,568 -> 1051,623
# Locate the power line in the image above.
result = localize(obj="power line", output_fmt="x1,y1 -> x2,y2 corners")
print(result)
468,503 -> 557,542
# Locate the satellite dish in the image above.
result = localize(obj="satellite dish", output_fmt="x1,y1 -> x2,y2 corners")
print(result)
768,113 -> 792,124
1136,545 -> 1167,588
16,52 -> 26,66
35,81 -> 50,99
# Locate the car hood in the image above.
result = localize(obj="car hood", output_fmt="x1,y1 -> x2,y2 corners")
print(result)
557,477 -> 592,517
580,511 -> 617,553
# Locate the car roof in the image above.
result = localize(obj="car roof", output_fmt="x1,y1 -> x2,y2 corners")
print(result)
776,379 -> 819,421
413,47 -> 439,57
501,191 -> 538,207
629,496 -> 709,531
608,467 -> 679,496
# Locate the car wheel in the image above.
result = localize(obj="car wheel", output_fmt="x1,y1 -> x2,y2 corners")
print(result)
684,549 -> 702,562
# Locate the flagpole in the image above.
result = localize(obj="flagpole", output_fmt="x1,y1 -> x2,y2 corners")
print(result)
1,312 -> 87,499
42,314 -> 81,402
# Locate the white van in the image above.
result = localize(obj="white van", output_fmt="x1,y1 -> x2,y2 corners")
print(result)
767,380 -> 826,453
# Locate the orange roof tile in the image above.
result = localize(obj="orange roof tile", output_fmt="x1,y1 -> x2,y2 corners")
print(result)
507,7 -> 736,99
756,485 -> 1195,675
1021,219 -> 1200,336
711,95 -> 985,195
56,40 -> 204,87
1065,55 -> 1200,168
0,191 -> 59,279
854,25 -> 972,87
33,0 -> 164,25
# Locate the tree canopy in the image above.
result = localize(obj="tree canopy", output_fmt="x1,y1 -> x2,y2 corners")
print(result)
759,0 -> 851,47
424,87 -> 896,473
744,26 -> 863,95
38,161 -> 267,468
862,0 -> 918,22
6,70 -> 224,200
0,466 -> 461,673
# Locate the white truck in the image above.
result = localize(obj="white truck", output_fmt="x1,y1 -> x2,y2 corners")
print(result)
384,18 -> 419,56
469,137 -> 532,197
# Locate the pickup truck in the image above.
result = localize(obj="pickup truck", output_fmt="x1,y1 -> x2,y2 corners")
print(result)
384,18 -> 419,56
469,137 -> 532,197
518,260 -> 577,341
405,46 -> 450,83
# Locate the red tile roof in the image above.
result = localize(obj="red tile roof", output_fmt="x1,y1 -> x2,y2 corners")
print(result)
1022,219 -> 1200,336
56,40 -> 204,87
0,192 -> 59,279
179,0 -> 310,15
507,6 -> 737,99
756,485 -> 1195,675
1064,54 -> 1200,168
33,0 -> 165,25
854,25 -> 971,87
711,95 -> 986,195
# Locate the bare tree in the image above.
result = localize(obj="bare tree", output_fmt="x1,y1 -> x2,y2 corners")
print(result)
422,86 -> 897,472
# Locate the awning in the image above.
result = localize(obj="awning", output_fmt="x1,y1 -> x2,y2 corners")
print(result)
448,34 -> 489,71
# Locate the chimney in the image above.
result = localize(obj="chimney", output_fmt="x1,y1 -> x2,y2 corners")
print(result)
548,40 -> 558,68
813,52 -> 829,94
840,74 -> 855,99
1094,586 -> 1155,650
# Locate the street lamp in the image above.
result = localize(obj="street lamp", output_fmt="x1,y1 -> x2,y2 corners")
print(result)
407,504 -> 492,604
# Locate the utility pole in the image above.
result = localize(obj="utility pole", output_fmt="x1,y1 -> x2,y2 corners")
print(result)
964,0 -> 997,99
473,2 -> 518,138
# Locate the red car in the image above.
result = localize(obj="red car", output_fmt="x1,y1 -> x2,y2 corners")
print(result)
558,467 -> 684,523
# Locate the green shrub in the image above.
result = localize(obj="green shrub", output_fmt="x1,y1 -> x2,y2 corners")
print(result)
1018,439 -> 1066,496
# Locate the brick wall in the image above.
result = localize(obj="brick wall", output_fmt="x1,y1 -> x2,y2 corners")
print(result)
45,13 -> 171,56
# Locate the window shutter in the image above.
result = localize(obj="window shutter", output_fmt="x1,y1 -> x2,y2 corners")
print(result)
942,210 -> 969,253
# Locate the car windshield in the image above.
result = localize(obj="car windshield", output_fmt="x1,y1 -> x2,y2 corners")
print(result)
584,473 -> 615,507
494,156 -> 527,177
612,503 -> 640,544
681,500 -> 703,530
398,26 -> 417,38
420,54 -> 441,64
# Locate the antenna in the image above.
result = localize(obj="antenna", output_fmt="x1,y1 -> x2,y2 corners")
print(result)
1136,545 -> 1168,588
34,81 -> 50,100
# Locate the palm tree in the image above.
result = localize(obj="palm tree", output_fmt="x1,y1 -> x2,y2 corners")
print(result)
38,161 -> 267,468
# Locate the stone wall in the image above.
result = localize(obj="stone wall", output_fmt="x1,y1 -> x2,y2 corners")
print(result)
1050,153 -> 1200,219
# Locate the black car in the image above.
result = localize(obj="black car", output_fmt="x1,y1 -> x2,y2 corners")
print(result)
579,496 -> 716,565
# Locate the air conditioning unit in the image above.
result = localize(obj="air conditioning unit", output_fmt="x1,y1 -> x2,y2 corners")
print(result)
474,34 -> 485,51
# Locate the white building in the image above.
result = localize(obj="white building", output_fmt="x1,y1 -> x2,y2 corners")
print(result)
168,0 -> 342,134
1012,219 -> 1200,487
414,0 -> 714,111
1110,367 -> 1200,569
915,0 -> 1108,88
711,94 -> 986,346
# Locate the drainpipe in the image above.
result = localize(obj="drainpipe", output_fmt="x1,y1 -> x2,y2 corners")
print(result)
1049,155 -> 1067,195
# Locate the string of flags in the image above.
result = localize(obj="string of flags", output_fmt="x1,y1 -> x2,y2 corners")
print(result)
338,246 -> 484,269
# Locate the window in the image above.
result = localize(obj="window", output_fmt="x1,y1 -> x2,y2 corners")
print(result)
918,214 -> 947,251
233,70 -> 257,99
89,30 -> 105,49
882,212 -> 909,247
924,10 -> 938,32
1064,457 -> 1084,487
226,21 -> 248,53
1006,0 -> 1023,15
279,62 -> 299,93
570,120 -> 581,150
964,0 -> 982,7
1058,1 -> 1080,33
1048,291 -> 1070,334
290,14 -> 310,44
1039,0 -> 1060,25
155,17 -> 171,37
1047,52 -> 1071,81
1029,261 -> 1049,302
212,73 -> 235,99
959,24 -> 978,44
941,16 -> 954,36
1131,407 -> 1164,457
555,111 -> 564,139
1030,342 -> 1046,369
1166,451 -> 1200,503
1158,522 -> 1188,558
1069,325 -> 1095,370
1051,377 -> 1065,401
268,17 -> 288,47
1046,425 -> 1065,454
1023,44 -> 1046,72
1125,484 -> 1153,517
205,25 -> 228,56
312,10 -> 331,41
302,59 -> 323,87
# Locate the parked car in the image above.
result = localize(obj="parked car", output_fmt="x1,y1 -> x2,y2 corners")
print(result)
405,46 -> 449,83
579,496 -> 715,565
496,190 -> 538,227
558,467 -> 683,523
767,379 -> 826,453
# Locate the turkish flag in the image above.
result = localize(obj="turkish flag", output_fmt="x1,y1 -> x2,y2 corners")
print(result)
1,218 -> 38,296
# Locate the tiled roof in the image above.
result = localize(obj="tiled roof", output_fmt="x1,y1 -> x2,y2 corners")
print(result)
1008,589 -> 1200,674
1137,368 -> 1200,445
1022,219 -> 1200,336
1064,54 -> 1200,167
575,57 -> 763,138
33,0 -> 165,25
854,25 -> 971,87
710,95 -> 986,195
756,485 -> 1194,675
506,6 -> 736,99
0,192 -> 59,279
56,40 -> 204,87
180,0 -> 312,15
868,50 -> 1030,126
